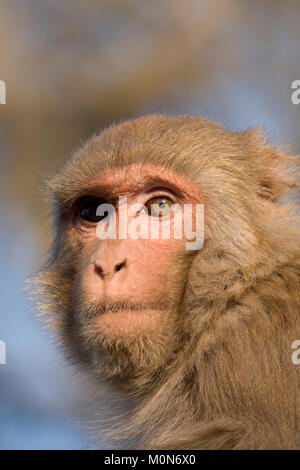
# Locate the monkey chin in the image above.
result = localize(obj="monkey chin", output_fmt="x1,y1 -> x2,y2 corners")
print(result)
78,303 -> 177,381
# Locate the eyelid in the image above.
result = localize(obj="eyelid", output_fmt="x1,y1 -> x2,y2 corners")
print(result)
143,188 -> 177,204
75,195 -> 109,208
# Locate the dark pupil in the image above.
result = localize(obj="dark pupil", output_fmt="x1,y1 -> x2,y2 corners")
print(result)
80,201 -> 108,222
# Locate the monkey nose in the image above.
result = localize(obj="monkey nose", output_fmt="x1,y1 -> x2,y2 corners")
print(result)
94,259 -> 127,279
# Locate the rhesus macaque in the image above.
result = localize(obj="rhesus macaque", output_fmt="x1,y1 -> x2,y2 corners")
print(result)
35,114 -> 300,449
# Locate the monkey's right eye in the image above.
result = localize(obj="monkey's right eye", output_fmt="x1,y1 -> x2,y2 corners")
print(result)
78,198 -> 108,223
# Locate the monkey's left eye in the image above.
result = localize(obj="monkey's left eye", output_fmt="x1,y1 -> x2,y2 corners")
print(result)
78,198 -> 109,223
145,197 -> 174,217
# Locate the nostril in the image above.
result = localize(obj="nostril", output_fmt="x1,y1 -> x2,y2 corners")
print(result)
93,260 -> 127,278
94,263 -> 105,278
115,260 -> 127,272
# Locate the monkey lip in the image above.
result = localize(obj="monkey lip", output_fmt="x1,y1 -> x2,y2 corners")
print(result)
88,301 -> 166,316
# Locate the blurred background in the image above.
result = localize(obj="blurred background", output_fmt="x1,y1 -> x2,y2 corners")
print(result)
0,0 -> 300,450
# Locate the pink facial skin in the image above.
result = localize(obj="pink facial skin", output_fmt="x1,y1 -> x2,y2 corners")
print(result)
72,163 -> 203,337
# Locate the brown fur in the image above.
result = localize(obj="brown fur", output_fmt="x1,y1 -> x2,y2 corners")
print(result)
34,115 -> 300,449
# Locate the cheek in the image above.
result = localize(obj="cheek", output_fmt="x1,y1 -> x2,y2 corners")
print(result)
127,239 -> 185,300
128,237 -> 187,296
137,237 -> 186,270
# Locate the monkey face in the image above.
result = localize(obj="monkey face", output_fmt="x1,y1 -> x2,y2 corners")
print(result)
41,162 -> 202,381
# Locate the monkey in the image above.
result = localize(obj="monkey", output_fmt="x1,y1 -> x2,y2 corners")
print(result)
34,114 -> 300,449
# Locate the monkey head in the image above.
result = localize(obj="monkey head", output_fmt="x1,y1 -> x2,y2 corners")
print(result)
35,115 -> 299,390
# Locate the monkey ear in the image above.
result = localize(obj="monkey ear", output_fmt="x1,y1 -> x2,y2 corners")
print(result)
242,129 -> 299,202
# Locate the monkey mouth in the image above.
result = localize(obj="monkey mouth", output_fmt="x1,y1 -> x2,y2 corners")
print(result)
83,301 -> 168,318
80,300 -> 172,337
